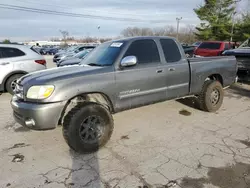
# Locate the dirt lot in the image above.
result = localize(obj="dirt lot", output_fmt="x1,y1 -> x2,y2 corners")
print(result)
0,57 -> 250,188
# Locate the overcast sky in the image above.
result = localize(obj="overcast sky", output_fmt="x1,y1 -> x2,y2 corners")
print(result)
0,0 -> 248,41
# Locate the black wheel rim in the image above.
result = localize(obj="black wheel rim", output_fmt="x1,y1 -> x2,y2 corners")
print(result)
210,88 -> 220,106
79,115 -> 105,144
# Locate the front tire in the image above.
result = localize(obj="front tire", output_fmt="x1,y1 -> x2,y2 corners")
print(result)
6,74 -> 24,95
198,80 -> 224,112
63,102 -> 114,153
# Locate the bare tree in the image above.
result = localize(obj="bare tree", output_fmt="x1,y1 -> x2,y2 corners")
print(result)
121,27 -> 153,37
59,30 -> 69,45
121,25 -> 197,44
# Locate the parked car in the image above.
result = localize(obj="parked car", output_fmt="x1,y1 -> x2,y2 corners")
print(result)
57,49 -> 92,67
11,36 -> 237,153
32,46 -> 44,54
41,48 -> 59,55
192,41 -> 202,47
53,45 -> 96,63
182,44 -> 196,57
223,38 -> 250,76
0,44 -> 46,94
194,41 -> 233,57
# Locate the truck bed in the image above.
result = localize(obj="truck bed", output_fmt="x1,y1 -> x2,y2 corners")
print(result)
188,56 -> 237,94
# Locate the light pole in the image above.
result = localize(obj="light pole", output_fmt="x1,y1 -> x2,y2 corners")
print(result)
230,0 -> 241,42
176,17 -> 182,40
97,25 -> 101,43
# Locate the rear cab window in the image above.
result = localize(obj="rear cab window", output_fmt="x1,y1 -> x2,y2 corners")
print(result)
198,42 -> 222,50
0,47 -> 25,58
160,39 -> 181,63
124,39 -> 160,64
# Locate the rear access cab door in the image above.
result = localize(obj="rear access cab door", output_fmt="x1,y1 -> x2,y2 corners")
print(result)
159,39 -> 190,99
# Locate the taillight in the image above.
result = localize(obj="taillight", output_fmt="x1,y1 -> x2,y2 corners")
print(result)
35,60 -> 46,65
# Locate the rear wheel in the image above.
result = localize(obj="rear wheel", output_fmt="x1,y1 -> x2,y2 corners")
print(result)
6,74 -> 24,95
198,80 -> 224,112
63,102 -> 114,153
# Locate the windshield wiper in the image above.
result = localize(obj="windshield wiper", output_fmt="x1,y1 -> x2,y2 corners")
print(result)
87,63 -> 103,67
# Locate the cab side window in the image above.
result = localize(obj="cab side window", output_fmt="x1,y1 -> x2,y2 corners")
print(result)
124,39 -> 160,64
160,39 -> 181,63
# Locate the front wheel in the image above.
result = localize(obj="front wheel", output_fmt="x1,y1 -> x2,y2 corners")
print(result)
198,80 -> 224,112
6,74 -> 24,95
63,102 -> 114,153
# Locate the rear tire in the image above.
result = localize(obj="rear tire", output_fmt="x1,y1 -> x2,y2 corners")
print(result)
198,80 -> 224,112
6,74 -> 24,95
63,102 -> 114,153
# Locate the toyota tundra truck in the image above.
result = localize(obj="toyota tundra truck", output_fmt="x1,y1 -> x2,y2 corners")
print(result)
11,37 -> 237,153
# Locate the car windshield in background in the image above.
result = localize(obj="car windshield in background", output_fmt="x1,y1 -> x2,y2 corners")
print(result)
80,41 -> 125,66
67,46 -> 77,52
30,46 -> 41,54
74,50 -> 90,59
198,42 -> 221,49
193,42 -> 201,46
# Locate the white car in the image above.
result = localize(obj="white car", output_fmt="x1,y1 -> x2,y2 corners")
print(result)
0,44 -> 47,94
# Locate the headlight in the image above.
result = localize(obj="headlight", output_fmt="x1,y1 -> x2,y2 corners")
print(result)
26,85 -> 54,99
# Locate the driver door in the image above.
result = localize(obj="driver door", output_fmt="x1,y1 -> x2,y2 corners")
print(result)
114,39 -> 167,111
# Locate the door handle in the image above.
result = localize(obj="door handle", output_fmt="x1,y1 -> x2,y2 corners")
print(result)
0,62 -> 10,65
168,68 -> 175,72
156,69 -> 163,73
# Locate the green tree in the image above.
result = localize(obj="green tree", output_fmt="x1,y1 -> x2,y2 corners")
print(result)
239,13 -> 250,39
2,39 -> 11,44
194,0 -> 236,41
233,13 -> 250,42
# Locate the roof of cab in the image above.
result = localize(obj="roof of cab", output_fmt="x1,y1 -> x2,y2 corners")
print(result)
112,36 -> 176,42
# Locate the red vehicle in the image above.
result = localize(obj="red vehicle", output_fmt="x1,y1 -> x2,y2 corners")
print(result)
194,41 -> 232,57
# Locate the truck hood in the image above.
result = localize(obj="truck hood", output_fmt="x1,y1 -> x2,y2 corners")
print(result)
59,58 -> 81,66
18,64 -> 105,86
223,48 -> 250,56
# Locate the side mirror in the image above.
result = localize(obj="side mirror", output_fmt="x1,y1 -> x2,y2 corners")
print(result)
121,56 -> 137,67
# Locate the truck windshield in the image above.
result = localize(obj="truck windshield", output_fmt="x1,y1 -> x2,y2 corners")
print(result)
198,42 -> 221,49
80,41 -> 125,66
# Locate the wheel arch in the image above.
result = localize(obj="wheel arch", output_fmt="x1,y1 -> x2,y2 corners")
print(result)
206,74 -> 223,87
58,92 -> 114,125
3,71 -> 27,91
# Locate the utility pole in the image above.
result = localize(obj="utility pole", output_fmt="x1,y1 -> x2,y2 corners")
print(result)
230,0 -> 241,42
176,17 -> 182,40
97,25 -> 101,43
230,11 -> 237,42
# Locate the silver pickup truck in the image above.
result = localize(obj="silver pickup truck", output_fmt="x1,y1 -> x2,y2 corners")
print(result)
11,36 -> 237,153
